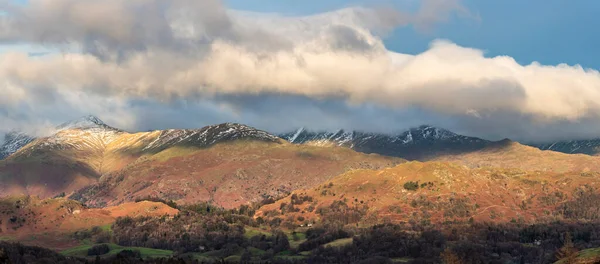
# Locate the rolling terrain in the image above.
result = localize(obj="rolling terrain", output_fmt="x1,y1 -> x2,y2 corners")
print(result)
432,139 -> 600,173
256,160 -> 600,227
0,196 -> 178,250
0,116 -> 403,208
2,117 -> 600,263
70,140 -> 403,209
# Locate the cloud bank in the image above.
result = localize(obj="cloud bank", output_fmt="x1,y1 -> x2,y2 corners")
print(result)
0,0 -> 599,142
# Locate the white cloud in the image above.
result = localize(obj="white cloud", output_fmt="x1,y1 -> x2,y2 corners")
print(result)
0,0 -> 599,142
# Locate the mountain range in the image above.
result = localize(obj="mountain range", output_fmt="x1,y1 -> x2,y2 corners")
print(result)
5,116 -> 600,163
0,115 -> 401,208
2,115 -> 600,263
3,115 -> 600,207
279,127 -> 600,159
533,139 -> 600,156
279,126 -> 492,160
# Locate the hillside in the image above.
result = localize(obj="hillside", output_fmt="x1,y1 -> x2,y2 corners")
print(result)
0,117 -> 403,208
0,196 -> 177,249
256,161 -> 600,227
0,132 -> 35,160
433,139 -> 600,173
70,141 -> 403,209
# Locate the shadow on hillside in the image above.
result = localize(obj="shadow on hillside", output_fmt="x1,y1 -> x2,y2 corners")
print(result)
0,156 -> 100,199
353,138 -> 517,161
114,135 -> 283,158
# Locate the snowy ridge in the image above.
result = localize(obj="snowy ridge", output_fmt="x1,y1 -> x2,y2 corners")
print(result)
24,116 -> 124,152
533,139 -> 600,155
0,132 -> 36,160
3,116 -> 281,160
279,125 -> 491,160
289,127 -> 305,143
31,128 -> 123,152
4,115 -> 124,158
280,125 -> 483,147
56,115 -> 115,131
143,123 -> 280,151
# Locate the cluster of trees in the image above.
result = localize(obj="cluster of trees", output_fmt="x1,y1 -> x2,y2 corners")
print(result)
87,244 -> 110,256
303,221 -> 600,263
316,200 -> 368,226
0,242 -> 203,264
135,196 -> 179,209
0,242 -> 80,264
112,213 -> 247,254
109,202 -> 600,264
403,181 -> 435,191
9,189 -> 600,263
84,190 -> 600,263
560,185 -> 600,220
110,202 -> 294,259
6,219 -> 600,263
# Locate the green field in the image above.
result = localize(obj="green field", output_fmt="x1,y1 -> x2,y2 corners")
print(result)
61,243 -> 173,259
99,224 -> 112,232
244,227 -> 272,239
555,247 -> 600,264
287,231 -> 307,249
324,238 -> 353,248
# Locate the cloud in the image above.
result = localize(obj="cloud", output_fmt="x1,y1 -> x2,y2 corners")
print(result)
0,0 -> 599,143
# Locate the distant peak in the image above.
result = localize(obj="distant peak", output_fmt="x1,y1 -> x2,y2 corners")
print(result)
489,138 -> 518,149
288,127 -> 306,143
5,130 -> 28,138
56,115 -> 111,131
81,115 -> 105,125
413,125 -> 447,132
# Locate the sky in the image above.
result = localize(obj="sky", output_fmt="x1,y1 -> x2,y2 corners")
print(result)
0,0 -> 599,143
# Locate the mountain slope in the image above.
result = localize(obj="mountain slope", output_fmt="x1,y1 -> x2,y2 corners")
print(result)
70,140 -> 403,209
256,161 -> 600,226
533,139 -> 600,156
280,126 -> 492,160
0,132 -> 35,160
0,196 -> 178,249
0,116 -> 127,198
0,115 -> 118,161
0,118 -> 403,207
433,139 -> 600,173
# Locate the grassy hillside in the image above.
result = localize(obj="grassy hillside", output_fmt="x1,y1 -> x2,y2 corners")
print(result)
257,161 -> 600,226
70,140 -> 403,209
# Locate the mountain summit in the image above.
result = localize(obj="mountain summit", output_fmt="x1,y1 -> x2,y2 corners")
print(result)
280,125 -> 491,160
141,123 -> 282,152
0,115 -> 120,160
56,115 -> 117,131
0,132 -> 36,160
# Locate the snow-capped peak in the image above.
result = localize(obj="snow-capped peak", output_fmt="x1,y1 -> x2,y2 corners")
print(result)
143,123 -> 280,151
56,115 -> 114,131
411,125 -> 457,140
0,131 -> 36,160
279,125 -> 491,160
289,127 -> 306,143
